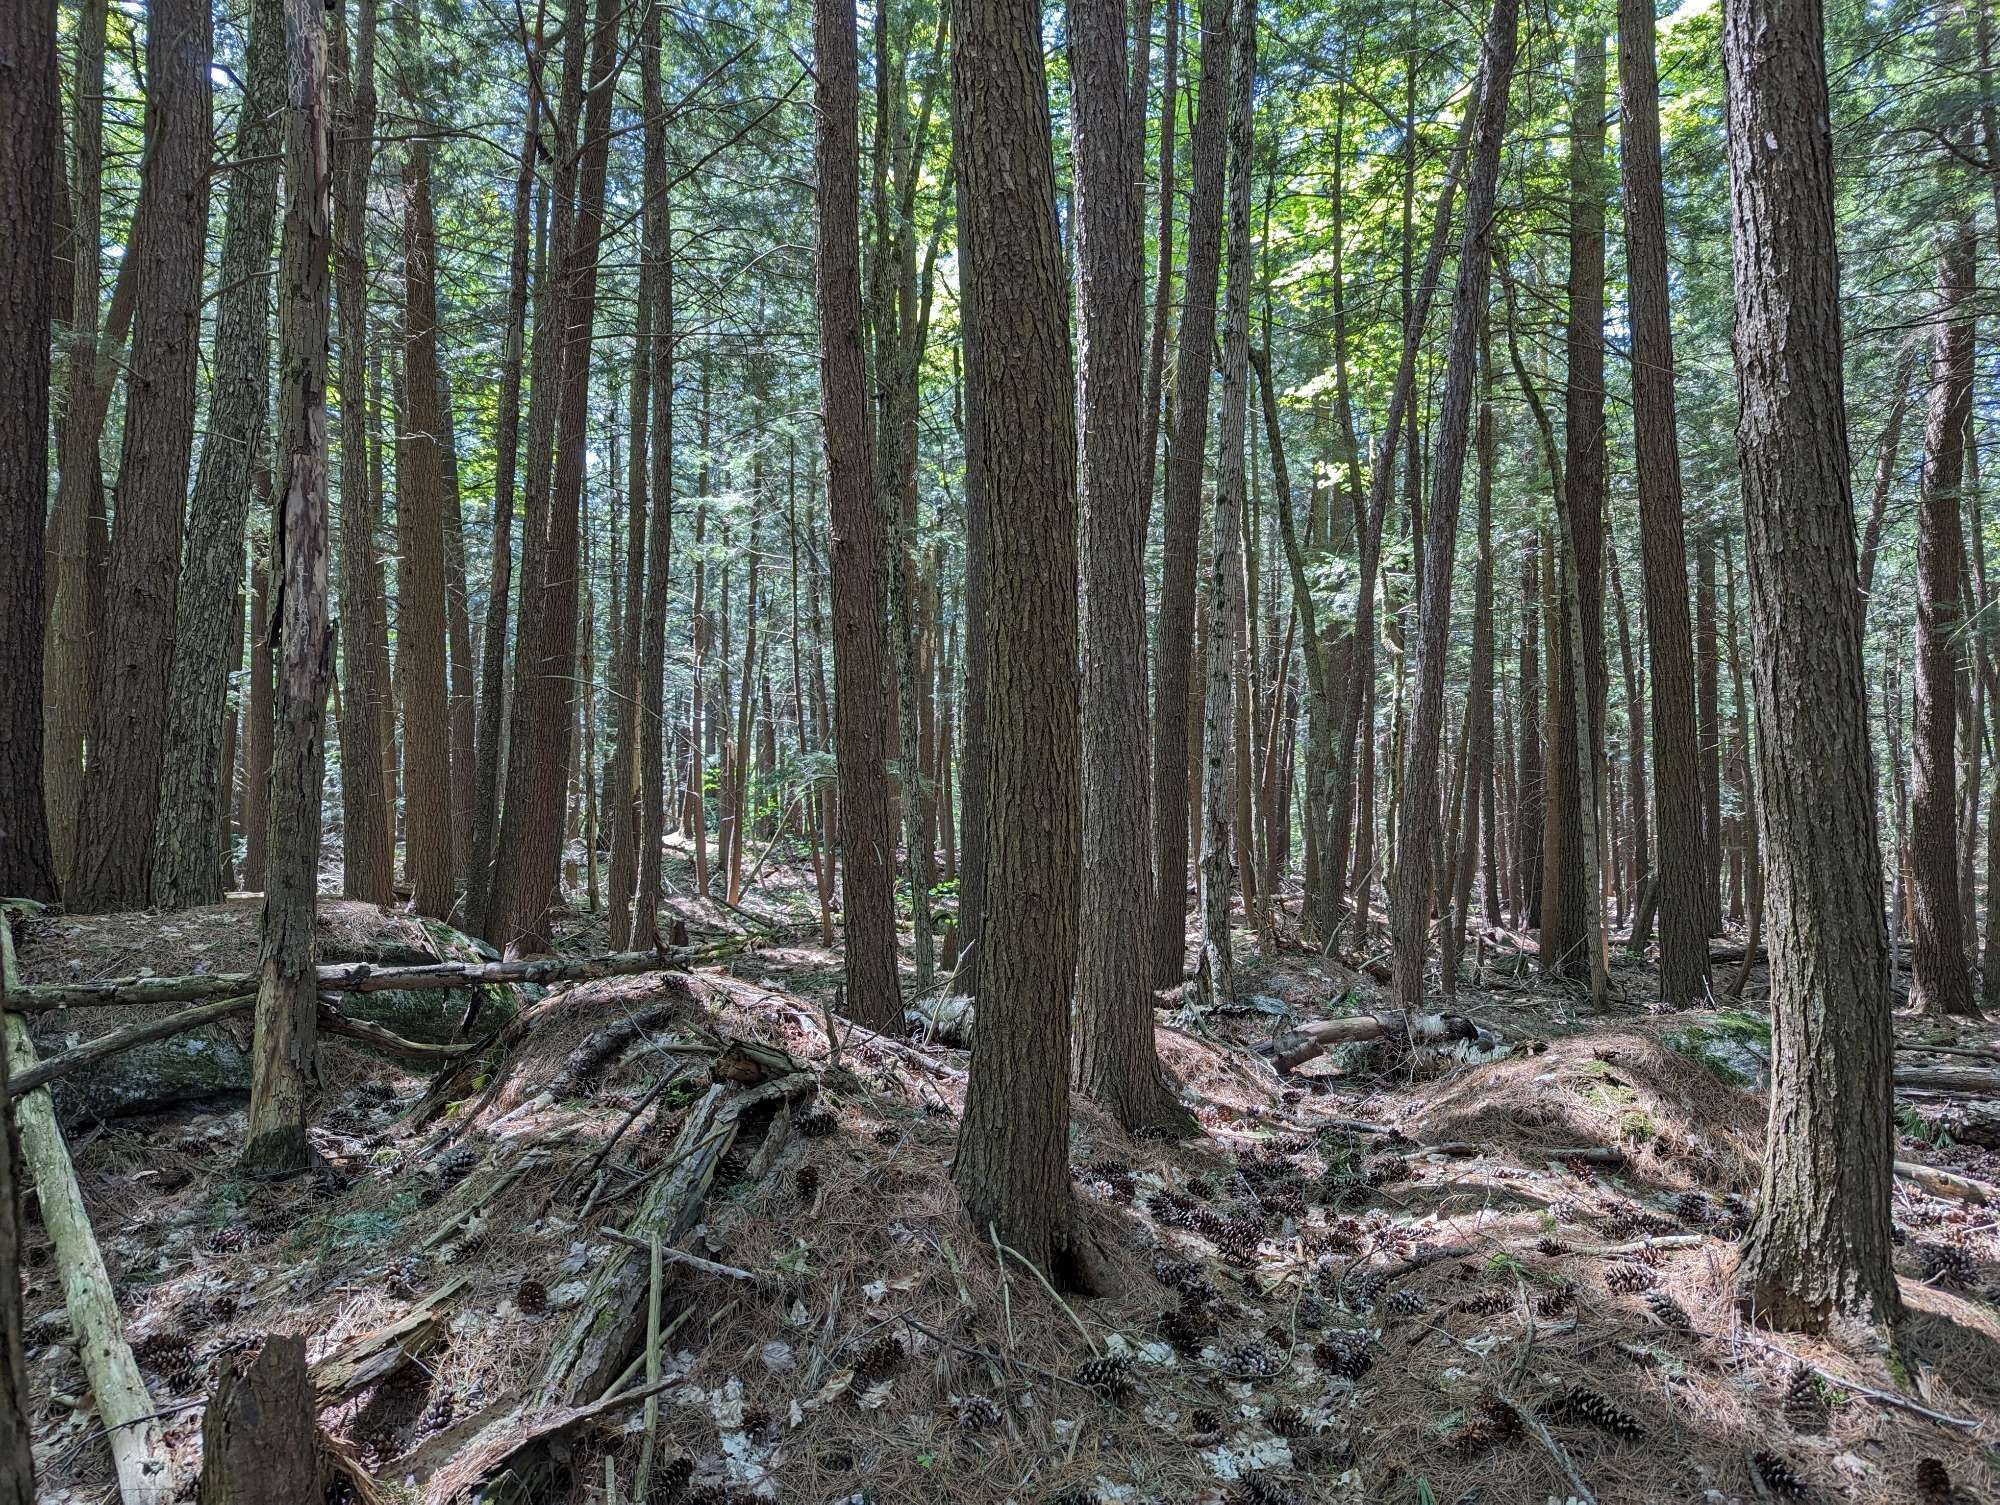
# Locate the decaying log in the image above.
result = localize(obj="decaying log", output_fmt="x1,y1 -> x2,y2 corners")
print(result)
1266,1009 -> 1504,1073
199,1335 -> 317,1504
1894,1160 -> 1994,1205
0,909 -> 175,1503
1893,1065 -> 2000,1095
1,936 -> 754,1013
534,1071 -> 816,1409
308,1275 -> 467,1403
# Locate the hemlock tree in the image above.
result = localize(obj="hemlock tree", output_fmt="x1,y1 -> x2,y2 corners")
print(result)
949,0 -> 1088,1280
1723,0 -> 1901,1329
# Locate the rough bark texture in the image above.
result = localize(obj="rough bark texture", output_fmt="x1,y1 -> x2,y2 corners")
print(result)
814,0 -> 903,1030
1388,0 -> 1518,1009
949,0 -> 1087,1280
333,0 -> 393,904
398,137 -> 458,921
246,0 -> 335,1176
0,0 -> 59,904
1910,222 -> 1979,1019
71,0 -> 213,910
154,0 -> 284,909
1722,0 -> 1901,1329
1070,0 -> 1184,1128
197,1335 -> 317,1505
0,1007 -> 27,1505
1149,0 -> 1232,990
1618,0 -> 1707,1004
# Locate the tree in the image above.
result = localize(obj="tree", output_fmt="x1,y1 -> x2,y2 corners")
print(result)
1070,0 -> 1187,1129
1723,0 -> 1901,1329
813,0 -> 903,1030
247,0 -> 336,1176
0,1030 -> 29,1505
1617,0 -> 1707,1006
1149,0 -> 1233,991
153,0 -> 285,910
949,0 -> 1087,1281
70,0 -> 213,911
0,0 -> 59,905
1388,0 -> 1519,1009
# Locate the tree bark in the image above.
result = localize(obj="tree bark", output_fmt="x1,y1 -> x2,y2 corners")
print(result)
1722,0 -> 1901,1328
198,1336 -> 316,1505
0,1001 -> 28,1505
1388,0 -> 1519,1009
949,0 -> 1087,1280
1149,0 -> 1232,990
814,0 -> 903,1029
71,0 -> 213,910
246,0 -> 335,1176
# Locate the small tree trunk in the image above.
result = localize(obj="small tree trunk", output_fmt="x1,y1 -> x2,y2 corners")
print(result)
198,1335 -> 316,1504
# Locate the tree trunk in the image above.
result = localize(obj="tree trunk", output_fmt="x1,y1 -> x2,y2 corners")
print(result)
1696,527 -> 1723,933
71,0 -> 213,910
949,0 -> 1087,1282
1722,0 -> 1901,1328
245,0 -> 336,1179
154,0 -> 284,910
813,0 -> 902,1029
198,1336 -> 316,1505
1515,535 -> 1543,927
1388,0 -> 1519,1009
1149,0 -> 1232,990
1071,0 -> 1187,1129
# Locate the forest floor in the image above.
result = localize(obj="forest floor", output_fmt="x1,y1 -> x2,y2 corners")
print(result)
13,848 -> 2000,1505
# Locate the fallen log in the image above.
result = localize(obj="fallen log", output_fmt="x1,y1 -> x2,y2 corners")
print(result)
1266,1009 -> 1504,1074
1893,1065 -> 2000,1095
308,1275 -> 467,1404
0,909 -> 176,1503
1895,1160 -> 1994,1206
1,936 -> 753,1013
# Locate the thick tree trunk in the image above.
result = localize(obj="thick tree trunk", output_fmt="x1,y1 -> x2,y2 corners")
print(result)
949,0 -> 1087,1280
71,0 -> 213,911
1071,0 -> 1187,1129
813,0 -> 902,1030
1910,221 -> 1980,1019
154,0 -> 284,910
1388,0 -> 1519,1009
1618,0 -> 1707,1004
1149,0 -> 1232,990
246,0 -> 335,1177
1722,0 -> 1901,1328
198,1336 -> 316,1504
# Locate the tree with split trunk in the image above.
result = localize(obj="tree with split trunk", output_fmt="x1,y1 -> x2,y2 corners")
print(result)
1723,0 -> 1901,1329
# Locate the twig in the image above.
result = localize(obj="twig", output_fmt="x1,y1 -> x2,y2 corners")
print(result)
989,1224 -> 1016,1351
1726,1335 -> 1982,1431
994,1237 -> 1098,1354
1504,1395 -> 1598,1505
897,1314 -> 1099,1396
636,1233 -> 663,1499
602,1229 -> 764,1286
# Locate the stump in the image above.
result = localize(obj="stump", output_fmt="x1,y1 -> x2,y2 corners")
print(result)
199,1335 -> 317,1505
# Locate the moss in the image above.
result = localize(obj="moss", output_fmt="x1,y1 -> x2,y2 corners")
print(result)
1664,1026 -> 1756,1088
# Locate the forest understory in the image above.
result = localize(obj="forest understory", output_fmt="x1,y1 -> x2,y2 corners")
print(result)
12,841 -> 2000,1505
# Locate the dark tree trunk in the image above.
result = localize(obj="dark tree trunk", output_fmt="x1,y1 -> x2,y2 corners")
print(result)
1515,535 -> 1543,927
1071,0 -> 1187,1129
1149,0 -> 1231,990
154,0 -> 284,910
1696,528 -> 1723,933
0,1023 -> 29,1505
949,0 -> 1087,1281
245,0 -> 335,1176
71,0 -> 213,910
0,0 -> 59,904
813,0 -> 902,1029
1618,0 -> 1707,1004
1388,0 -> 1519,1008
1722,0 -> 1901,1329
1910,221 -> 1980,1019
197,1336 -> 315,1504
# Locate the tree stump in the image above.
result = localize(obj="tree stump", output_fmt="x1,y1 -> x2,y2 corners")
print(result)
199,1335 -> 317,1504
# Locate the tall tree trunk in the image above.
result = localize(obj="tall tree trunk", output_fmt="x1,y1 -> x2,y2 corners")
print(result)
0,1016 -> 28,1505
1071,0 -> 1187,1129
397,135 -> 458,920
1139,0 -> 1180,530
71,0 -> 213,910
1722,0 -> 1901,1329
1197,0 -> 1252,1008
1515,534 -> 1543,926
949,0 -> 1087,1283
1910,220 -> 1980,1019
1696,528 -> 1723,933
154,0 -> 284,909
1858,348 -> 1917,617
0,0 -> 59,904
1149,0 -> 1232,989
814,0 -> 902,1029
1387,0 -> 1519,1009
334,0 -> 393,904
1618,0 -> 1707,1003
246,0 -> 334,1175
605,281 -> 650,949
1538,30 -> 1608,984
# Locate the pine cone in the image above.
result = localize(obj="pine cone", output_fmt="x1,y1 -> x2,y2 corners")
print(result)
1384,1288 -> 1426,1318
1555,1386 -> 1644,1438
1294,1293 -> 1332,1328
1915,1458 -> 1965,1504
1750,1449 -> 1807,1497
1604,1261 -> 1658,1294
1266,1404 -> 1311,1438
420,1387 -> 456,1432
1189,1407 -> 1223,1442
1152,1256 -> 1201,1290
1455,1288 -> 1513,1317
795,1165 -> 821,1201
1227,1478 -> 1299,1505
1312,1330 -> 1374,1380
134,1333 -> 205,1395
1342,1267 -> 1386,1310
1160,1303 -> 1213,1355
1451,1392 -> 1523,1455
651,1455 -> 695,1499
1918,1240 -> 1977,1288
954,1393 -> 1001,1431
515,1277 -> 548,1315
208,1291 -> 240,1321
1075,1353 -> 1131,1399
1536,1235 -> 1570,1257
385,1255 -> 423,1300
432,1145 -> 479,1185
1535,1280 -> 1576,1319
853,1336 -> 907,1381
1782,1365 -> 1827,1434
796,1108 -> 838,1138
1674,1190 -> 1713,1227
208,1223 -> 256,1255
1221,1341 -> 1282,1381
1644,1291 -> 1692,1331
